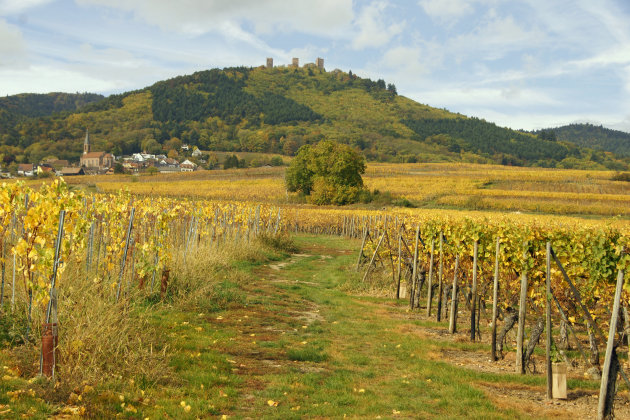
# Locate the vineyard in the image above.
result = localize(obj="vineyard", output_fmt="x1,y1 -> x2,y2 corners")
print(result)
0,180 -> 284,387
305,211 -> 630,417
1,176 -> 629,418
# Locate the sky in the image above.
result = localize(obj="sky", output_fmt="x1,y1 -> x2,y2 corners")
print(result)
1,0 -> 630,132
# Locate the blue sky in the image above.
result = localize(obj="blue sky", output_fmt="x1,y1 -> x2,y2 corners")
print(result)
1,0 -> 629,132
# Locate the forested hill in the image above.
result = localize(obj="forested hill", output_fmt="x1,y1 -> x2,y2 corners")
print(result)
0,92 -> 104,160
0,67 -> 627,170
536,124 -> 630,157
0,92 -> 103,122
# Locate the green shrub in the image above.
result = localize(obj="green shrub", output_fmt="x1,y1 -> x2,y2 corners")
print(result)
0,305 -> 29,346
257,233 -> 299,253
285,140 -> 367,205
612,172 -> 630,182
270,156 -> 284,166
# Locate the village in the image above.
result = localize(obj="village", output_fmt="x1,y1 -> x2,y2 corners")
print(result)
1,129 -> 283,179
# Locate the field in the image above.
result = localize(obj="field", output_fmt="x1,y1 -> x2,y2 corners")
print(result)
54,162 -> 630,217
1,162 -> 629,418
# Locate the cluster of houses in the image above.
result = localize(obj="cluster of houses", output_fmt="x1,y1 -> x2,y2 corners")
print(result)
122,152 -> 199,174
5,130 -> 202,178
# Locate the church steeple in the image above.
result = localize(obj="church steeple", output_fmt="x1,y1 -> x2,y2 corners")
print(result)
83,129 -> 90,155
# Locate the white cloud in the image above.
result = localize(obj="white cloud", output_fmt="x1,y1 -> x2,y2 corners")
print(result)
417,86 -> 559,108
568,45 -> 630,71
78,43 -> 149,70
467,108 -> 630,132
351,1 -> 405,50
0,65 -> 120,95
610,114 -> 630,132
76,0 -> 354,37
574,0 -> 630,45
0,0 -> 52,15
380,46 -> 426,78
450,13 -> 545,60
418,0 -> 474,22
0,18 -> 25,65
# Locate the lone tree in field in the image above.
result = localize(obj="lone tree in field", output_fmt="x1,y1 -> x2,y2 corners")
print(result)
285,140 -> 366,205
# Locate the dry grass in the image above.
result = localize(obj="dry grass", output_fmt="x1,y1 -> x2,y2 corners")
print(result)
24,265 -> 171,399
2,234 -> 288,403
167,238 -> 268,310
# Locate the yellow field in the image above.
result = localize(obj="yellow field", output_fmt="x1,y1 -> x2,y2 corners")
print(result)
364,163 -> 630,216
59,167 -> 288,201
23,162 -> 630,218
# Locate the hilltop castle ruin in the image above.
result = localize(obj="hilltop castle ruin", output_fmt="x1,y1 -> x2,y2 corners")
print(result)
265,57 -> 325,71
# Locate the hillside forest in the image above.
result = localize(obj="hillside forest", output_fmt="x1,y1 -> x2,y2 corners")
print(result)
0,66 -> 628,171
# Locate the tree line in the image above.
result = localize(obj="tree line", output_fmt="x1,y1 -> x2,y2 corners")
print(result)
403,117 -> 569,164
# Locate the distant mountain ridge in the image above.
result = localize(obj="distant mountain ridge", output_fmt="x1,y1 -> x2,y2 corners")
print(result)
536,123 -> 630,157
0,92 -> 103,120
0,67 -> 627,171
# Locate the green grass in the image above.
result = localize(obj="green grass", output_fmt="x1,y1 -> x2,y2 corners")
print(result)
286,346 -> 328,362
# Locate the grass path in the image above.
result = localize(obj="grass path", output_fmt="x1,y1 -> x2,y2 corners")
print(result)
142,234 -> 575,419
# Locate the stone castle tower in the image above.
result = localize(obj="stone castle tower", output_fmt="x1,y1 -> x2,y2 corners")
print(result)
83,129 -> 90,155
266,56 -> 324,69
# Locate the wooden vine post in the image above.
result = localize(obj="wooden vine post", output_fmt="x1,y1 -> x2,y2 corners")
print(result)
396,232 -> 402,299
470,240 -> 479,341
597,269 -> 625,420
436,232 -> 444,322
426,238 -> 435,316
491,236 -> 501,361
356,228 -> 369,271
515,242 -> 528,374
545,241 -> 553,399
410,225 -> 420,309
448,253 -> 459,334
0,235 -> 5,307
40,210 -> 65,378
11,214 -> 16,311
362,231 -> 386,283
116,207 -> 135,302
384,232 -> 397,289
